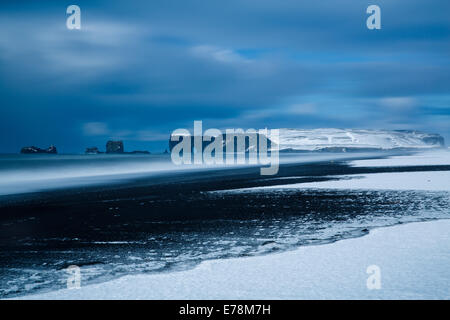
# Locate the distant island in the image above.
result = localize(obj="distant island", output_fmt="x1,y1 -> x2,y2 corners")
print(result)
19,141 -> 152,155
21,145 -> 57,154
85,140 -> 150,155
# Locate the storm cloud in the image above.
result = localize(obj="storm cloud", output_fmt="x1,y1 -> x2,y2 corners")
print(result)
0,0 -> 449,152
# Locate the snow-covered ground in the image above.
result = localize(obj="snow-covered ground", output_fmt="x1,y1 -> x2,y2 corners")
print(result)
19,219 -> 450,299
350,150 -> 450,167
277,129 -> 444,151
235,171 -> 450,192
220,150 -> 450,193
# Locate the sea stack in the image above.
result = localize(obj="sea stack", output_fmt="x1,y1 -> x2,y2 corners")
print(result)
20,145 -> 57,154
106,140 -> 124,154
85,147 -> 100,154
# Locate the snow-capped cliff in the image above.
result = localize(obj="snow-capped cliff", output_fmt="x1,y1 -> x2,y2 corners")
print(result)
277,129 -> 445,151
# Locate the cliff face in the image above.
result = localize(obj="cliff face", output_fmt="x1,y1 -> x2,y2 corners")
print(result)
86,141 -> 149,154
106,141 -> 124,154
277,129 -> 445,151
168,129 -> 445,154
422,135 -> 445,147
169,133 -> 272,153
20,145 -> 57,154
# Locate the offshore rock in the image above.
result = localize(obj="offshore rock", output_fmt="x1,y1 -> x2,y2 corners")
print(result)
20,145 -> 57,154
106,140 -> 124,154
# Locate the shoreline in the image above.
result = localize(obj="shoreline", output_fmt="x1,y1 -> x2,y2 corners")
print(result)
2,150 -> 449,299
17,219 -> 450,300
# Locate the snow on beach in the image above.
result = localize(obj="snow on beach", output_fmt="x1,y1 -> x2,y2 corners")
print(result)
219,150 -> 450,193
350,149 -> 450,167
237,171 -> 450,192
20,219 -> 450,299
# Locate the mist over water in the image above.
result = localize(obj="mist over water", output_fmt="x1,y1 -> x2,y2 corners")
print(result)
0,153 -> 386,196
0,154 -> 176,195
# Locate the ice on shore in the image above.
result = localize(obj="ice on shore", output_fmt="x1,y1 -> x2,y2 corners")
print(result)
19,219 -> 450,299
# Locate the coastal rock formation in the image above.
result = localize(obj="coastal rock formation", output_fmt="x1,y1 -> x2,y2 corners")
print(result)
20,145 -> 57,154
106,141 -> 124,154
85,141 -> 150,154
169,133 -> 272,154
85,147 -> 101,154
169,129 -> 445,154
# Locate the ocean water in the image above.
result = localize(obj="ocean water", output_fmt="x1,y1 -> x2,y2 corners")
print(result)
0,152 -> 449,298
0,154 -> 176,195
0,152 -> 399,196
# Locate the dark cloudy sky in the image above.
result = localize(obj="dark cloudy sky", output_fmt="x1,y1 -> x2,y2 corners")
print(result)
0,0 -> 449,153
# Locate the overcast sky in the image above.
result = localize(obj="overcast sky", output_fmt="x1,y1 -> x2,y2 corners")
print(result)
0,0 -> 449,153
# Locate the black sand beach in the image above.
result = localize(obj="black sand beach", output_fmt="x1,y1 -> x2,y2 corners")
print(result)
1,154 -> 449,298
